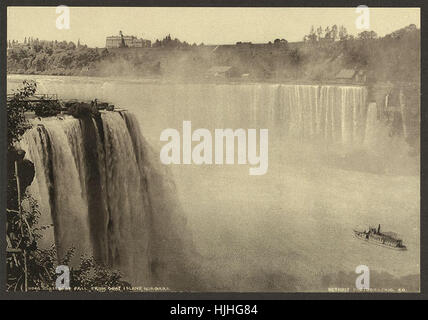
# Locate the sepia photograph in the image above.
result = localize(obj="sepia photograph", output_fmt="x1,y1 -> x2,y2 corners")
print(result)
4,4 -> 421,294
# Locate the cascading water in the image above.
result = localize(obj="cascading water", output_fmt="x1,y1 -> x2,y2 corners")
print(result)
21,111 -> 195,288
22,119 -> 92,259
8,75 -> 419,292
9,77 -> 373,149
100,82 -> 370,148
274,85 -> 368,145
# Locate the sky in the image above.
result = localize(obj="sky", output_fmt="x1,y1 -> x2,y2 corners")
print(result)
7,7 -> 420,47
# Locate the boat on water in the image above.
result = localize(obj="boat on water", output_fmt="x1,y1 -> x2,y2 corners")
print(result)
353,224 -> 407,251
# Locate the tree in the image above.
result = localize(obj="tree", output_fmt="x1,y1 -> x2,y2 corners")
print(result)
6,80 -> 35,150
324,26 -> 331,40
331,25 -> 338,41
7,191 -> 130,291
67,41 -> 76,50
304,26 -> 317,42
289,48 -> 302,65
34,99 -> 62,117
316,26 -> 323,41
308,26 -> 317,42
31,53 -> 48,72
358,30 -> 378,41
339,25 -> 348,41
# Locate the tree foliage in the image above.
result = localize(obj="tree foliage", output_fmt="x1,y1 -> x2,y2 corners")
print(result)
33,99 -> 62,117
152,34 -> 191,49
7,25 -> 420,83
8,40 -> 102,75
7,193 -> 130,291
6,80 -> 35,149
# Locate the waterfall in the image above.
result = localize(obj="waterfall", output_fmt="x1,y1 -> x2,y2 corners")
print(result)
131,83 -> 368,147
21,111 -> 194,288
8,76 -> 372,148
278,85 -> 368,146
22,119 -> 92,260
364,103 -> 379,149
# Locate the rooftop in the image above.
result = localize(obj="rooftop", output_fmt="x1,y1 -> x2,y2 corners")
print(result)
335,69 -> 357,79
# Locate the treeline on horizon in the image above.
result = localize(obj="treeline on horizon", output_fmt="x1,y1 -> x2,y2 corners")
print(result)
7,24 -> 420,83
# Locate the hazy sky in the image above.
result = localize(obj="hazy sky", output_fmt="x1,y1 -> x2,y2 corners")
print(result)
7,7 -> 420,47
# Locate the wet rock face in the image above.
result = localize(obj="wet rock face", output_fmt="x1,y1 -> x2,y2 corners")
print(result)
7,148 -> 35,210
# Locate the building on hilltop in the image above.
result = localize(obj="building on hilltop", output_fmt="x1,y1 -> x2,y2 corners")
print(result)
106,32 -> 151,48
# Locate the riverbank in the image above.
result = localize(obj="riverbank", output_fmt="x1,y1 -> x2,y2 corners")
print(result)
7,24 -> 420,84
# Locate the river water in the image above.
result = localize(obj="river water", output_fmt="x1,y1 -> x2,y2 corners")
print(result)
7,74 -> 420,291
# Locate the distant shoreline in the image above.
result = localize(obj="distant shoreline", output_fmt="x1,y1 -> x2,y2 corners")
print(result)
7,73 -> 419,88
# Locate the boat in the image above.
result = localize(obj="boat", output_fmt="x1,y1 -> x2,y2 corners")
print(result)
353,224 -> 407,251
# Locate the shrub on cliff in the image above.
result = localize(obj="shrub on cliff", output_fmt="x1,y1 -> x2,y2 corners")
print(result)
7,193 -> 130,292
34,99 -> 62,117
7,80 -> 35,149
